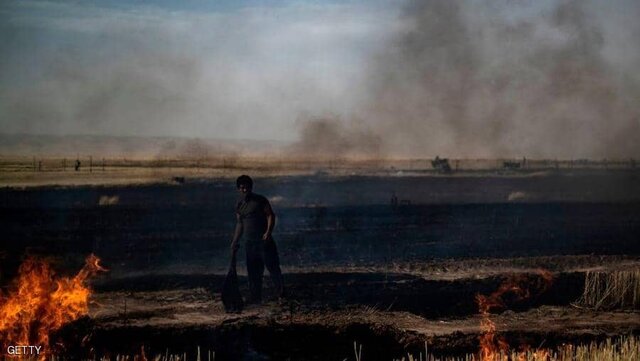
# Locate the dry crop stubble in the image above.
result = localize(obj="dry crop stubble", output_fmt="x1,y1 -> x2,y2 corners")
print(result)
575,269 -> 640,310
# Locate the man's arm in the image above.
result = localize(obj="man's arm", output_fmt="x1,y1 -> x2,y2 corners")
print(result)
262,201 -> 276,240
231,213 -> 242,254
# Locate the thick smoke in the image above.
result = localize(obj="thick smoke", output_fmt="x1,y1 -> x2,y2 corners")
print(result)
296,0 -> 640,158
292,116 -> 383,158
2,1 -> 639,159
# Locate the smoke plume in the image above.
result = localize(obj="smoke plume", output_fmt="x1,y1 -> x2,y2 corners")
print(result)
297,0 -> 640,158
292,116 -> 383,158
2,1 -> 639,159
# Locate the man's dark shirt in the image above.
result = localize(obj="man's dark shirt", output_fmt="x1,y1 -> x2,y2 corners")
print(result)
236,193 -> 270,241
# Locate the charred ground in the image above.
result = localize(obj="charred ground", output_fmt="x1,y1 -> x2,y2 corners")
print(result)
2,171 -> 640,359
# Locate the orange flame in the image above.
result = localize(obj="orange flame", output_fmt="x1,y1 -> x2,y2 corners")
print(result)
477,270 -> 553,361
0,254 -> 107,357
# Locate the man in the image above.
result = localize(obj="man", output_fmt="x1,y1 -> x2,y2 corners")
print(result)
231,175 -> 284,304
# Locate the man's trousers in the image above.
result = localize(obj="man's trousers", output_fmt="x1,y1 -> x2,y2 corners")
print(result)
245,237 -> 284,302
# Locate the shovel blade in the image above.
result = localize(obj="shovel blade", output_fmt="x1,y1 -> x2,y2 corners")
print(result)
221,258 -> 243,313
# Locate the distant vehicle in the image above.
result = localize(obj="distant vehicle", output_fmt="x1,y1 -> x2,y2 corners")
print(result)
432,156 -> 452,173
503,161 -> 521,170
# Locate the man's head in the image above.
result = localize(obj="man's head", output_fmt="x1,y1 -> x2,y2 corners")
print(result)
236,175 -> 253,195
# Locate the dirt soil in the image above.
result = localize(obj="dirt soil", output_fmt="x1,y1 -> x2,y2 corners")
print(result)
78,257 -> 640,359
3,174 -> 640,360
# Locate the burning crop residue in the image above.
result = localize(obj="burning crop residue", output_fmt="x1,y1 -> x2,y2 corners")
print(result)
0,254 -> 107,357
476,270 -> 553,361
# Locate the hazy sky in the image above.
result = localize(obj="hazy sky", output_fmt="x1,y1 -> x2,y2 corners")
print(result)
1,0 -> 639,157
0,0 -> 397,139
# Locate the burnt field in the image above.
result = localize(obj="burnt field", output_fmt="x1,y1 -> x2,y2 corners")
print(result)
2,171 -> 640,360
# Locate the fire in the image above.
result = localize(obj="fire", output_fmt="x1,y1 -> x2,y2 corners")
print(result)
476,270 -> 553,361
0,254 -> 107,357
